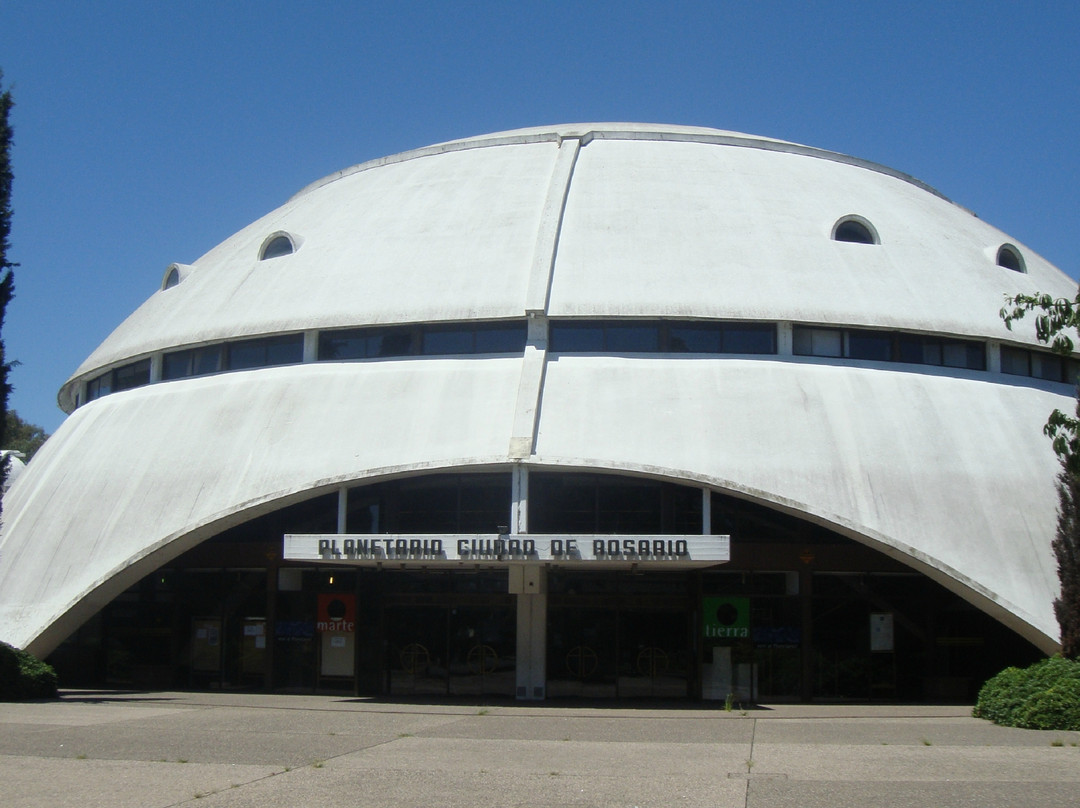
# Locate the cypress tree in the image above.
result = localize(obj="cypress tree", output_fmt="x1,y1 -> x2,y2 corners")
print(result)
1055,461 -> 1080,658
0,72 -> 16,481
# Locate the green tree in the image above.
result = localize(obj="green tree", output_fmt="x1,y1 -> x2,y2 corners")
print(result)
4,410 -> 47,460
0,73 -> 15,494
1002,291 -> 1080,657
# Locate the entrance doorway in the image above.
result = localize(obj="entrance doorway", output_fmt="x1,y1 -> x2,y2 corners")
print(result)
385,599 -> 516,697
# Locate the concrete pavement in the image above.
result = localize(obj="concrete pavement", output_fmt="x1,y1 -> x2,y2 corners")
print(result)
2,691 -> 1078,807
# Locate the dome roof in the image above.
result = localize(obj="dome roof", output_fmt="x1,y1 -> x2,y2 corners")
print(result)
60,123 -> 1073,409
3,125 -> 1075,659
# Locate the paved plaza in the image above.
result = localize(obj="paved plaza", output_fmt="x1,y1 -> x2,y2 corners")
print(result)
2,690 -> 1079,807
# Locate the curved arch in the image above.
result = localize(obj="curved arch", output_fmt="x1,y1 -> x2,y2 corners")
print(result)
3,356 -> 1064,661
513,457 -> 1057,652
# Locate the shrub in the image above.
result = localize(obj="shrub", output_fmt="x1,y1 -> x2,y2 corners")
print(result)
974,657 -> 1080,731
1015,678 -> 1080,731
0,642 -> 58,700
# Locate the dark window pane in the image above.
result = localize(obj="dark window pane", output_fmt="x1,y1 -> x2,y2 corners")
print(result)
793,327 -> 842,357
371,329 -> 414,357
1032,353 -> 1064,382
192,346 -> 224,375
550,322 -> 604,352
965,344 -> 986,371
319,331 -> 368,360
87,373 -> 111,401
397,479 -> 458,532
458,478 -> 512,533
668,325 -> 721,353
605,324 -> 659,352
529,473 -> 597,533
162,351 -> 192,380
663,484 -> 703,534
896,335 -> 927,365
265,336 -> 303,366
923,342 -> 946,366
474,323 -> 527,354
1066,360 -> 1080,386
422,327 -> 473,355
722,324 -> 776,354
845,330 -> 892,361
597,479 -> 662,533
227,340 -> 265,370
114,360 -> 151,392
1001,347 -> 1030,377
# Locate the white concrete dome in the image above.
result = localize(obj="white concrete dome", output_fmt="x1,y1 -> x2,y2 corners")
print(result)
2,123 -> 1076,665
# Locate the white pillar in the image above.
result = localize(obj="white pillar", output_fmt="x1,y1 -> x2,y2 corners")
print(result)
511,465 -> 529,534
511,564 -> 547,700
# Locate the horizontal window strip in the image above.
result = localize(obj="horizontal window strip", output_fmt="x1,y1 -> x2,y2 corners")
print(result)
76,320 -> 1077,407
549,320 -> 777,355
317,321 -> 527,361
793,325 -> 987,372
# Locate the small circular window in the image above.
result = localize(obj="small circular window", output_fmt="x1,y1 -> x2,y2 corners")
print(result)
260,233 -> 295,260
832,216 -> 879,245
996,244 -> 1026,273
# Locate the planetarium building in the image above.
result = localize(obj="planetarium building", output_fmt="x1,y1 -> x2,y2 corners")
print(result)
1,124 -> 1076,701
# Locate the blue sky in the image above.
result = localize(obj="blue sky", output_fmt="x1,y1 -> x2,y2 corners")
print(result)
1,1 -> 1078,434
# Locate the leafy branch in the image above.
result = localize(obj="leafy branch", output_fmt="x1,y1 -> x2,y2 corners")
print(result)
1002,292 -> 1080,472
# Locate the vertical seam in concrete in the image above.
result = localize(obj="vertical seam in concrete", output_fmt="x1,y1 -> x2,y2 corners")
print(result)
525,136 -> 581,314
510,137 -> 581,459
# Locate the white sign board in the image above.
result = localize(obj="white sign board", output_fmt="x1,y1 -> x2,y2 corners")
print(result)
284,533 -> 729,567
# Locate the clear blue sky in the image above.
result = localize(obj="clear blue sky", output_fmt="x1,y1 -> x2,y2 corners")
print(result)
1,1 -> 1078,434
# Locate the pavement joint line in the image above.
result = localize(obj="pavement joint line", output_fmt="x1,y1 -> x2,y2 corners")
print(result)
148,763 -> 288,808
56,691 -> 978,721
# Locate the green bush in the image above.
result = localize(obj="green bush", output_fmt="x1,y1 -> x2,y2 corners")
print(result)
973,657 -> 1080,731
1015,678 -> 1080,731
0,642 -> 58,700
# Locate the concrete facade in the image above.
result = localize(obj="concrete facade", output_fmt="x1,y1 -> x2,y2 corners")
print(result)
0,124 -> 1075,671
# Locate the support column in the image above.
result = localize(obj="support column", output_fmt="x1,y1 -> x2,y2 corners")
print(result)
511,564 -> 547,700
337,487 -> 347,534
800,566 -> 814,702
511,465 -> 529,535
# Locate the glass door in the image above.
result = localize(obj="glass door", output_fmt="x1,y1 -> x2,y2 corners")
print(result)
546,606 -> 617,698
617,608 -> 689,698
386,605 -> 448,696
448,605 -> 516,696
